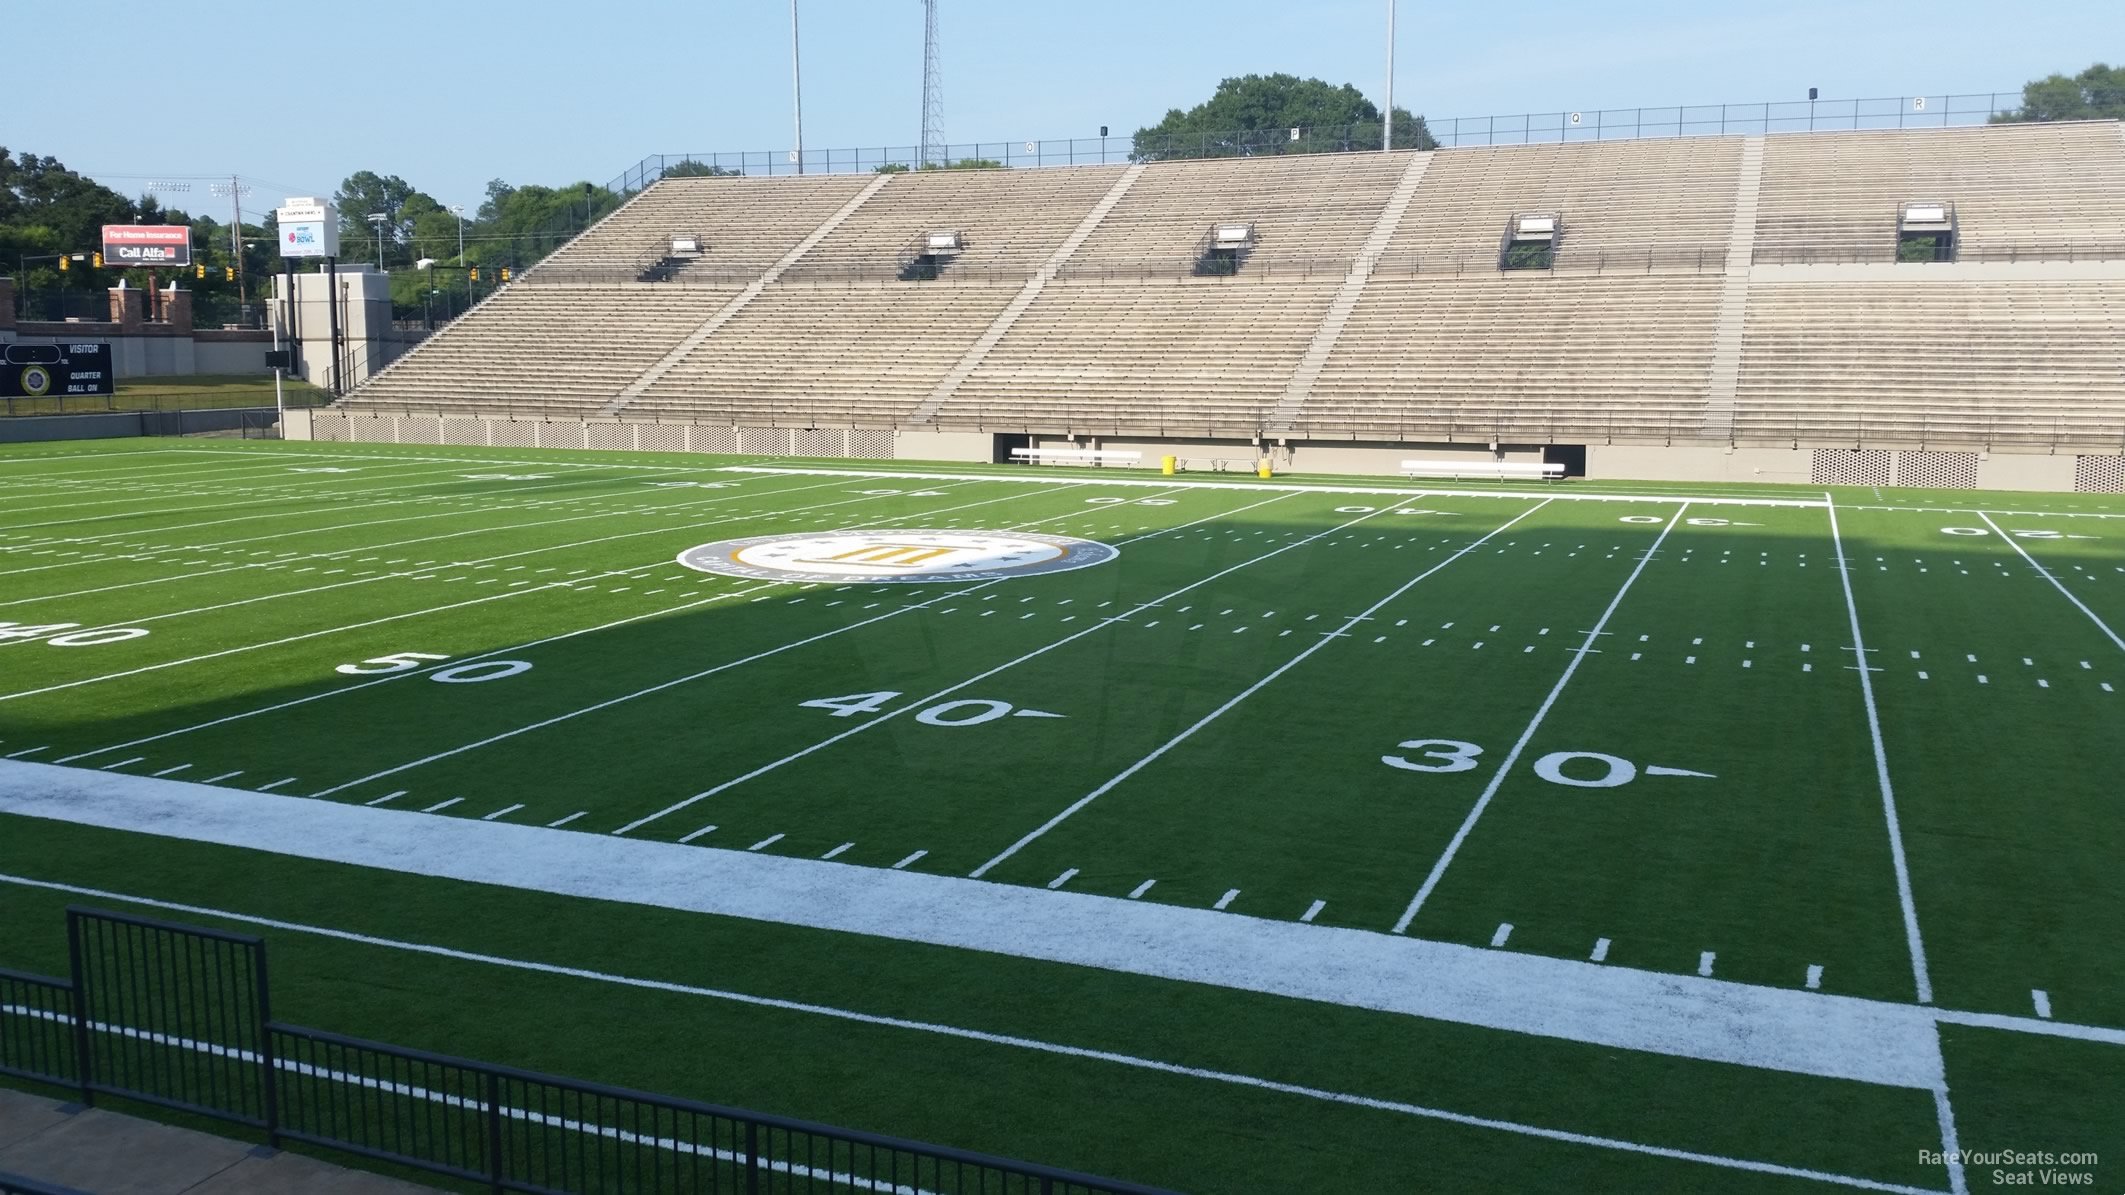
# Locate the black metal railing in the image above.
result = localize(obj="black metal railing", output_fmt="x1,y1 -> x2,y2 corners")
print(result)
0,907 -> 1165,1195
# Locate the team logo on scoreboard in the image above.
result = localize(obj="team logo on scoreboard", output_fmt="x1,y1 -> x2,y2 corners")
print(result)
677,530 -> 1117,584
18,366 -> 52,397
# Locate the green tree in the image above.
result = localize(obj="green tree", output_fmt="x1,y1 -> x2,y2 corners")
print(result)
661,160 -> 744,178
1993,63 -> 2125,122
1132,73 -> 1436,160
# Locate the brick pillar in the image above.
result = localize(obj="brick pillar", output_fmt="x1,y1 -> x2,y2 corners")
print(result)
162,288 -> 193,332
108,286 -> 147,327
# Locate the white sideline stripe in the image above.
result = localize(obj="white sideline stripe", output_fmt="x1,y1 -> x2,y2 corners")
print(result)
0,1005 -> 939,1195
970,499 -> 1554,877
297,484 -> 1249,798
617,494 -> 1390,838
1393,506 -> 1687,933
1828,497 -> 1935,1006
1975,512 -> 2125,654
721,466 -> 1830,510
0,893 -> 1946,1195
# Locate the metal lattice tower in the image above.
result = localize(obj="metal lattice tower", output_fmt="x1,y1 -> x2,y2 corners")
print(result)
919,0 -> 944,167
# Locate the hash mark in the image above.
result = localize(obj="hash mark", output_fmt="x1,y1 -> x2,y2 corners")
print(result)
821,842 -> 854,860
1589,938 -> 1611,963
1300,900 -> 1327,923
481,804 -> 525,821
99,757 -> 145,771
1212,889 -> 1240,911
547,812 -> 588,828
2032,989 -> 2052,1019
1047,868 -> 1079,890
1806,964 -> 1824,991
679,824 -> 718,844
748,833 -> 785,851
364,791 -> 407,807
892,850 -> 928,870
1127,879 -> 1156,899
1490,923 -> 1514,948
420,797 -> 463,814
1697,951 -> 1716,977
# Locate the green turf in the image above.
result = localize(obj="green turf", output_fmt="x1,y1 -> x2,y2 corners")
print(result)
1,437 -> 2122,1193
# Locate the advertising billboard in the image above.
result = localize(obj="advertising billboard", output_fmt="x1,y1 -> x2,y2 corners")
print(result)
275,197 -> 341,258
0,343 -> 115,399
100,224 -> 193,268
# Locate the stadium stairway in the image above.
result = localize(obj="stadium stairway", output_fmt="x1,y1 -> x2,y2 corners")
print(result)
602,174 -> 895,416
1699,135 -> 1767,442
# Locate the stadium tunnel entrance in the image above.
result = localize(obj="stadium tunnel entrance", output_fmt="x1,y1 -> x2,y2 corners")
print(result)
1545,444 -> 1588,478
991,433 -> 1031,465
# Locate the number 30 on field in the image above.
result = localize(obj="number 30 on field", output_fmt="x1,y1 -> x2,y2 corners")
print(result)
336,652 -> 533,683
1382,738 -> 1661,789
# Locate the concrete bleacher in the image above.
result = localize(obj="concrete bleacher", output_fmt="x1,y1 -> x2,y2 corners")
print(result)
1735,277 -> 2125,446
1377,136 -> 1743,272
339,121 -> 2125,471
782,166 -> 1125,280
536,175 -> 875,281
933,277 -> 1339,436
1753,121 -> 2125,262
1302,272 -> 1724,442
1061,152 -> 1413,276
345,284 -> 736,414
626,282 -> 1021,426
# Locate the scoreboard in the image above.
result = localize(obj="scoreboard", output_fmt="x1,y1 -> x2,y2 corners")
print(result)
0,343 -> 115,398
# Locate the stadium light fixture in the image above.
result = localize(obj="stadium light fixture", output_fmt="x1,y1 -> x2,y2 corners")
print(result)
366,212 -> 388,269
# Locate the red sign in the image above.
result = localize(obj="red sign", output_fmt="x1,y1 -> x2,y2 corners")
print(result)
100,224 -> 193,268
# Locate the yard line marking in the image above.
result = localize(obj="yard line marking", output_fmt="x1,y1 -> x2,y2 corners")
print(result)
481,804 -> 526,822
546,812 -> 588,828
364,791 -> 407,807
1394,505 -> 1684,933
747,833 -> 786,852
257,777 -> 297,792
1046,868 -> 1079,890
1213,889 -> 1241,911
1590,938 -> 1611,963
419,797 -> 463,814
98,757 -> 145,771
3,746 -> 49,758
1807,965 -> 1824,991
1300,900 -> 1326,924
1975,512 -> 2125,654
150,764 -> 191,777
619,495 -> 1391,838
1128,879 -> 1156,899
1827,496 -> 1935,1006
821,842 -> 854,860
201,771 -> 242,784
891,851 -> 927,870
971,500 -> 1555,878
1490,923 -> 1514,948
1698,952 -> 1717,978
0,872 -> 1943,1195
1932,1088 -> 1970,1195
679,824 -> 718,844
2031,990 -> 2052,1019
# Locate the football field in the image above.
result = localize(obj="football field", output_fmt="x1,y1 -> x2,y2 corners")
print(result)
1,438 -> 2121,1192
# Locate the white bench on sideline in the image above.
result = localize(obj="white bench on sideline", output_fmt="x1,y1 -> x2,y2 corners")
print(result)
1011,448 -> 1144,468
1400,459 -> 1565,482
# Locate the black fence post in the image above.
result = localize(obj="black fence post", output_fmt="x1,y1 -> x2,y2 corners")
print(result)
745,1120 -> 761,1195
254,945 -> 280,1148
486,1070 -> 505,1193
63,911 -> 93,1108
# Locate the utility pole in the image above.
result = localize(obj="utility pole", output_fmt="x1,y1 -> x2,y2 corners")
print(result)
1383,0 -> 1396,151
210,176 -> 251,305
790,0 -> 805,174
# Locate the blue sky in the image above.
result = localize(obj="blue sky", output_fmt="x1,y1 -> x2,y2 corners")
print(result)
5,0 -> 2112,221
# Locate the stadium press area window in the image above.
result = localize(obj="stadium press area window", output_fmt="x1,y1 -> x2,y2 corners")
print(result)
1196,222 -> 1256,275
1500,213 -> 1560,270
1897,201 -> 1956,262
901,230 -> 964,280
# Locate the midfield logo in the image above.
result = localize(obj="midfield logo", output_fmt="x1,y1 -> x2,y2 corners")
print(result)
677,530 -> 1118,584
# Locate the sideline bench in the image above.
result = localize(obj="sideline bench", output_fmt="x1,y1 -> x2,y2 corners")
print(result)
1401,459 -> 1564,482
1010,448 -> 1144,468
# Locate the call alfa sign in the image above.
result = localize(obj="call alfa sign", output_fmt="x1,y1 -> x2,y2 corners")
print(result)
100,224 -> 192,268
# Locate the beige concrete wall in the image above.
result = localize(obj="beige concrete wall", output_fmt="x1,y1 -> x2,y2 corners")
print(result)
892,429 -> 993,463
1588,444 -> 1816,485
282,409 -> 314,440
1975,452 -> 2077,493
1751,260 -> 2125,283
193,341 -> 270,374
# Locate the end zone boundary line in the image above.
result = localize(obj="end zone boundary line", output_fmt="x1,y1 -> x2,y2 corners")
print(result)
717,466 -> 1831,509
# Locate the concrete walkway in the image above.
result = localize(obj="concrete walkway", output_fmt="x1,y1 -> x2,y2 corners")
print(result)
0,1088 -> 436,1194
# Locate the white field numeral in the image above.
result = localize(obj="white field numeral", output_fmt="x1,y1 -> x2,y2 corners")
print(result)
334,653 -> 533,683
1381,739 -> 1485,774
0,622 -> 150,647
799,692 -> 1047,727
337,652 -> 450,675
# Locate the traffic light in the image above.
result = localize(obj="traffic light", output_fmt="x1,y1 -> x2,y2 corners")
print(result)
469,267 -> 479,281
224,267 -> 235,282
92,252 -> 103,269
499,267 -> 511,282
57,255 -> 68,272
195,264 -> 207,279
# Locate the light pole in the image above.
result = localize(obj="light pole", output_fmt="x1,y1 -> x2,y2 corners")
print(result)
1383,0 -> 1397,151
449,204 -> 466,266
789,0 -> 805,174
367,212 -> 388,269
209,178 -> 252,306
